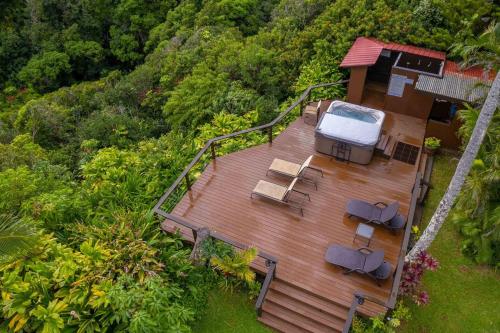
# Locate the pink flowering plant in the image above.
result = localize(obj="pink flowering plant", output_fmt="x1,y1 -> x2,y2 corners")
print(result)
399,250 -> 439,305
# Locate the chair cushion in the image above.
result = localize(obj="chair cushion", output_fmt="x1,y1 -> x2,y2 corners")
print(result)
269,158 -> 301,177
347,200 -> 380,221
325,245 -> 364,270
253,180 -> 287,200
368,261 -> 392,280
362,250 -> 385,272
388,213 -> 406,229
379,201 -> 399,223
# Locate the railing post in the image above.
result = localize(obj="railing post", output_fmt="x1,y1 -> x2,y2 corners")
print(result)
185,173 -> 191,191
343,294 -> 365,333
268,126 -> 273,144
256,261 -> 276,317
210,142 -> 216,160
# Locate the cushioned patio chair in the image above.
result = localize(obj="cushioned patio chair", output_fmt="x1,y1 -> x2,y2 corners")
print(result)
250,177 -> 310,216
266,155 -> 323,189
325,245 -> 392,285
346,200 -> 406,232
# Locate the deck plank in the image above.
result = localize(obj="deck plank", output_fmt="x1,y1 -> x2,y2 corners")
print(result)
168,111 -> 426,317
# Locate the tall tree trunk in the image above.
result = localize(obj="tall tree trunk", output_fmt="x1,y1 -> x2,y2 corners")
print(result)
406,72 -> 500,261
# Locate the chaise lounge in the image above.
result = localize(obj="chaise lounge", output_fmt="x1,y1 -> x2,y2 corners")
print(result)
325,244 -> 392,285
251,178 -> 310,216
267,155 -> 323,189
346,199 -> 406,232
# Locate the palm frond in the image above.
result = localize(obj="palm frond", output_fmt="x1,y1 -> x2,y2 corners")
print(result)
0,214 -> 39,260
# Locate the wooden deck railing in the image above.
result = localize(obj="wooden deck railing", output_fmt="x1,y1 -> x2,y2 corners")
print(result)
152,80 -> 348,316
342,171 -> 423,333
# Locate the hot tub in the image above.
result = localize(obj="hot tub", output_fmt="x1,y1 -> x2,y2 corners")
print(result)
315,101 -> 385,164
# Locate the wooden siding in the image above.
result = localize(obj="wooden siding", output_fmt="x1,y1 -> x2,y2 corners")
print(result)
169,112 -> 426,317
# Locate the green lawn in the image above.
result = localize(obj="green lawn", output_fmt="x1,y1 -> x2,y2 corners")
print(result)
401,153 -> 500,333
193,290 -> 271,333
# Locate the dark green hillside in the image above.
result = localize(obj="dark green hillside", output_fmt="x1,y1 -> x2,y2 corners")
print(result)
0,0 -> 497,332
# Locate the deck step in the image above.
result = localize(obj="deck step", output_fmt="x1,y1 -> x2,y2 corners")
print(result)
258,312 -> 305,333
270,280 -> 348,321
262,301 -> 340,333
266,290 -> 345,331
259,279 -> 347,333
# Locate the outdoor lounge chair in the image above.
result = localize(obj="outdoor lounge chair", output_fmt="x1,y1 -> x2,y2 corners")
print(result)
266,155 -> 323,189
346,200 -> 406,232
325,245 -> 392,285
250,177 -> 310,216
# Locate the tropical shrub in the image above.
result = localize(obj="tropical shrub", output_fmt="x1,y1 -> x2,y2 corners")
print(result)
0,223 -> 208,333
424,137 -> 441,150
399,251 -> 439,305
452,105 -> 499,265
351,302 -> 411,333
202,238 -> 261,299
0,134 -> 47,171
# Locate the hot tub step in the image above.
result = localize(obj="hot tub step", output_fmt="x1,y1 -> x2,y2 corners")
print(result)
383,137 -> 397,158
376,134 -> 390,152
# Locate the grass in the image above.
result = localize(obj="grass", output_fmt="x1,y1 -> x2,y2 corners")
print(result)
401,152 -> 500,333
193,290 -> 271,333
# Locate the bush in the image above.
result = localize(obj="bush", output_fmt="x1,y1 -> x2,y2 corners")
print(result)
399,251 -> 439,305
424,137 -> 441,150
17,52 -> 71,92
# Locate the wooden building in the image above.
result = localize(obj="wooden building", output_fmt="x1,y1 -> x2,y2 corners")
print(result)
340,37 -> 492,149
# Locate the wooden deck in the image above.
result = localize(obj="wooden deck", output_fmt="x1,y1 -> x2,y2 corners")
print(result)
166,110 -> 426,331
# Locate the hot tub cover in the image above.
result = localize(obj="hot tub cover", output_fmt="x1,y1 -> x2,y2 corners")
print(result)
316,101 -> 385,147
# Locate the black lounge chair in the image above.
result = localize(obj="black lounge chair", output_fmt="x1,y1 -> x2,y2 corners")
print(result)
346,200 -> 406,232
325,245 -> 392,285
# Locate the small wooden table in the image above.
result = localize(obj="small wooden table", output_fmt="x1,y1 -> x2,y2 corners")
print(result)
353,223 -> 375,246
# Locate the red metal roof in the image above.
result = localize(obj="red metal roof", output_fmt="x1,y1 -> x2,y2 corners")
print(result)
339,38 -> 383,68
444,61 -> 495,80
340,37 -> 446,68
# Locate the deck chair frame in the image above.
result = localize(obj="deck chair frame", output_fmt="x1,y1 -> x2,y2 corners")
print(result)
266,155 -> 323,189
250,178 -> 310,216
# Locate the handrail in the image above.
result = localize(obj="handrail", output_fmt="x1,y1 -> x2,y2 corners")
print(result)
342,171 -> 423,332
388,171 -> 422,307
152,80 -> 348,215
152,80 -> 347,318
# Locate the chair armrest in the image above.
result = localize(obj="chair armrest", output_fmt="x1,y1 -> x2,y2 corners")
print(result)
343,268 -> 365,275
357,247 -> 373,254
374,201 -> 388,207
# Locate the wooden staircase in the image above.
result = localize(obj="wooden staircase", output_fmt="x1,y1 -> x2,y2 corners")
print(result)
258,279 -> 349,333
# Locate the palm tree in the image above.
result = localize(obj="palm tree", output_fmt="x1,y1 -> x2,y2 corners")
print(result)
0,214 -> 39,262
407,72 -> 499,261
450,21 -> 500,75
406,20 -> 500,261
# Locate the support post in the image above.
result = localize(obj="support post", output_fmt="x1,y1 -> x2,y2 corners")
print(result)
210,142 -> 216,160
190,227 -> 210,265
268,126 -> 273,144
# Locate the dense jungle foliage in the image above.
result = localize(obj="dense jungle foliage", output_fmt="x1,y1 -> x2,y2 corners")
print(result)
0,0 -> 498,332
